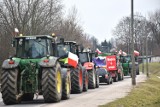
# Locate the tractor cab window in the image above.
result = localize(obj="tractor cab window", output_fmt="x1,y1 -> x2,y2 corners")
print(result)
123,56 -> 131,63
79,53 -> 90,64
16,38 -> 48,58
70,45 -> 76,54
57,44 -> 70,57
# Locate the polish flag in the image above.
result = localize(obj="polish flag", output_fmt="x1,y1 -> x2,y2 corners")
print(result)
15,28 -> 19,33
68,52 -> 79,68
14,28 -> 19,37
134,50 -> 140,56
122,51 -> 127,56
95,48 -> 102,54
118,50 -> 123,55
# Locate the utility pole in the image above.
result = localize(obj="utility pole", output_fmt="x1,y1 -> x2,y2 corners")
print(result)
146,34 -> 149,77
131,0 -> 136,85
142,39 -> 144,73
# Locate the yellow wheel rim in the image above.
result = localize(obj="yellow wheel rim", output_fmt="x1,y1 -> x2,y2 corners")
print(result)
56,71 -> 62,93
66,77 -> 70,94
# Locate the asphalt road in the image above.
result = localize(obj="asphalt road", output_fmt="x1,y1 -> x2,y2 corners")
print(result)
0,74 -> 146,107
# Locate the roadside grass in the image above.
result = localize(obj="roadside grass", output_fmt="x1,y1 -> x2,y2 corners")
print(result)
100,62 -> 160,107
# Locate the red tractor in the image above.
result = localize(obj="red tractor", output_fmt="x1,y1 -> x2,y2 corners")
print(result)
106,55 -> 124,82
78,51 -> 99,89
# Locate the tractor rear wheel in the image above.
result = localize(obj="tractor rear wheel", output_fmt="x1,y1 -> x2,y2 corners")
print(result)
113,72 -> 118,82
121,73 -> 124,80
118,73 -> 122,81
110,77 -> 113,84
88,69 -> 96,89
83,68 -> 88,92
62,72 -> 71,100
42,63 -> 62,103
21,93 -> 34,101
1,68 -> 21,105
70,67 -> 83,93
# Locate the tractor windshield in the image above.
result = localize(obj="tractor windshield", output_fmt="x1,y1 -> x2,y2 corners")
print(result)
123,56 -> 131,62
57,44 -> 70,57
79,53 -> 89,63
16,37 -> 48,58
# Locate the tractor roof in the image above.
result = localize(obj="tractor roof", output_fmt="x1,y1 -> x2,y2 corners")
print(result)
14,35 -> 53,39
64,41 -> 76,44
57,41 -> 76,45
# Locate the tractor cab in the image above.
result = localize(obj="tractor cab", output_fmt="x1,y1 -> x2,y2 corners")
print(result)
120,55 -> 131,63
78,52 -> 90,65
89,52 -> 96,62
13,35 -> 54,59
56,39 -> 77,58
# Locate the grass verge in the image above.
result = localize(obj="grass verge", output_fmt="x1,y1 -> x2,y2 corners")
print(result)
100,62 -> 160,107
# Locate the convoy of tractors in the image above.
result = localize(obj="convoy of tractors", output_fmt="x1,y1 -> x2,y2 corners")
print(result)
0,34 -> 140,105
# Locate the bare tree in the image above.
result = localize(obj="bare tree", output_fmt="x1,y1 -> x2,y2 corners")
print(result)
112,14 -> 151,55
0,0 -> 63,66
149,9 -> 160,47
56,6 -> 96,49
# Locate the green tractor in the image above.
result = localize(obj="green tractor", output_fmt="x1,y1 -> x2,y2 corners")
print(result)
54,39 -> 88,93
1,35 -> 70,105
120,54 -> 139,76
120,55 -> 132,76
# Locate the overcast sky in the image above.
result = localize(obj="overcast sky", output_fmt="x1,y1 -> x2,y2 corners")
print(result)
63,0 -> 160,42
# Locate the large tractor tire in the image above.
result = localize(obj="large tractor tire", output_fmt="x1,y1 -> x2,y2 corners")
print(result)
107,73 -> 112,85
121,73 -> 124,80
42,63 -> 62,103
95,70 -> 99,88
110,77 -> 113,84
62,70 -> 71,100
118,73 -> 123,81
1,68 -> 22,105
70,67 -> 83,93
113,72 -> 118,82
21,93 -> 34,101
88,69 -> 96,89
82,68 -> 88,92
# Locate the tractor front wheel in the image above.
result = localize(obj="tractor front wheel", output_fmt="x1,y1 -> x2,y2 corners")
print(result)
71,67 -> 83,93
1,68 -> 21,105
42,63 -> 62,103
95,70 -> 99,88
83,68 -> 88,92
62,71 -> 71,100
88,69 -> 96,89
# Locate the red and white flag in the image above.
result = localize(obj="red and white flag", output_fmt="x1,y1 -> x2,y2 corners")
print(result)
122,51 -> 127,56
15,28 -> 19,33
68,52 -> 79,68
95,48 -> 102,54
134,50 -> 140,56
118,50 -> 123,55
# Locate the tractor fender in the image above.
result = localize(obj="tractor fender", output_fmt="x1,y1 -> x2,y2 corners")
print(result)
39,57 -> 58,67
2,59 -> 19,69
83,62 -> 94,70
